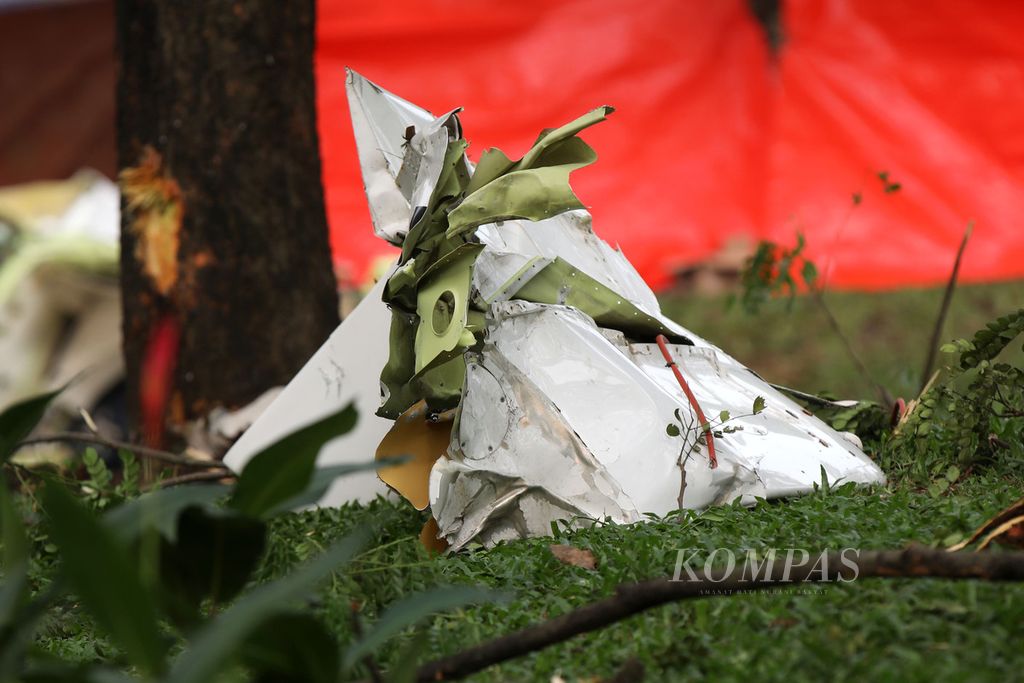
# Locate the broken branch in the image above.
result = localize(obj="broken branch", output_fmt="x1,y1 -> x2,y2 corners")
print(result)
148,469 -> 233,490
415,545 -> 1024,681
17,432 -> 224,470
920,222 -> 973,393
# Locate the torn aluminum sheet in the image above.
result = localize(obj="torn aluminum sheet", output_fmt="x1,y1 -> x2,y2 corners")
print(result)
432,301 -> 881,550
225,71 -> 885,544
346,72 -> 435,246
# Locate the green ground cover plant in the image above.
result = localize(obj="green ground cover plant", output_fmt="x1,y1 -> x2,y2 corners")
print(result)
4,278 -> 1023,682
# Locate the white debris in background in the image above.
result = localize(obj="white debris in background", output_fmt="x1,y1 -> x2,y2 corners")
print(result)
0,171 -> 122,422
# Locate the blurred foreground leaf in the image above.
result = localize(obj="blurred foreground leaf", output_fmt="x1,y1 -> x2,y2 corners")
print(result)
0,388 -> 62,460
165,527 -> 370,683
229,404 -> 358,517
42,483 -> 166,676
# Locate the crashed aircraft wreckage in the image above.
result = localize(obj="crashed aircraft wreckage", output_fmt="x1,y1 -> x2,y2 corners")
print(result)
225,71 -> 885,551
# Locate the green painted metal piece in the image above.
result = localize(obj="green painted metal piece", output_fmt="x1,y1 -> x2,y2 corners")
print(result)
377,308 -> 420,420
447,106 -> 613,238
413,358 -> 466,412
414,243 -> 484,374
514,257 -> 684,340
382,258 -> 419,311
521,106 -> 614,163
447,158 -> 590,237
378,106 -> 633,418
463,147 -> 514,196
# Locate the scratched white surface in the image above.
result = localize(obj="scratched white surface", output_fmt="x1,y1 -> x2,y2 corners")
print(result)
223,272 -> 395,505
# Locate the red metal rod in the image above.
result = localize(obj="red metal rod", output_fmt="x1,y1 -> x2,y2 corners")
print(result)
656,334 -> 717,469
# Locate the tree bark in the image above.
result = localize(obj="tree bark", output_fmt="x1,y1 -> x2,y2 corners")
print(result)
115,1 -> 339,446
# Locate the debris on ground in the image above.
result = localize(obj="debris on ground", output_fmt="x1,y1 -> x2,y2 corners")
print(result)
225,73 -> 885,550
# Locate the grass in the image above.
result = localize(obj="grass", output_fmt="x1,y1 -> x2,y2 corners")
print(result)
249,476 -> 1024,682
32,280 -> 1024,681
660,280 -> 1024,400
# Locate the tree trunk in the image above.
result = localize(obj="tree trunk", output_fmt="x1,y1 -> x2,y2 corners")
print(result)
115,1 -> 339,448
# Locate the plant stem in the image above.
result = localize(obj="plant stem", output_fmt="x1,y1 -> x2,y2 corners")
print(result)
148,470 -> 233,490
920,222 -> 973,394
811,289 -> 893,406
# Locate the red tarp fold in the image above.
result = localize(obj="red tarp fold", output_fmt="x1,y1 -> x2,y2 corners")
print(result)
316,0 -> 1024,289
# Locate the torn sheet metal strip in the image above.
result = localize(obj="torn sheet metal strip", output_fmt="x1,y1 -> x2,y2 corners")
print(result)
472,210 -> 663,314
345,70 -> 434,245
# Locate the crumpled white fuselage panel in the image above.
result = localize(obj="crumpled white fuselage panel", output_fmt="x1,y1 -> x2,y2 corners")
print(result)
431,301 -> 884,551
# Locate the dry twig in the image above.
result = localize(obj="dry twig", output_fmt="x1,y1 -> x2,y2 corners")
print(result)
148,469 -> 233,490
18,432 -> 223,470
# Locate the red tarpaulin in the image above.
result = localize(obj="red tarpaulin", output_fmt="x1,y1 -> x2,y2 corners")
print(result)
316,0 -> 1024,290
